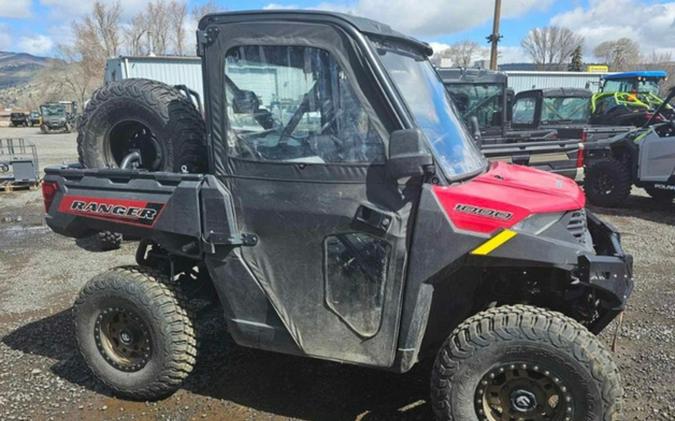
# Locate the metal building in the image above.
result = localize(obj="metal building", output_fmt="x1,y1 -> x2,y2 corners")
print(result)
105,56 -> 204,103
505,71 -> 608,93
104,57 -> 612,101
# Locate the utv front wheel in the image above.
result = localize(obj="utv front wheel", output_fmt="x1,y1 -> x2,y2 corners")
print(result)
585,159 -> 631,207
431,305 -> 622,421
73,266 -> 197,400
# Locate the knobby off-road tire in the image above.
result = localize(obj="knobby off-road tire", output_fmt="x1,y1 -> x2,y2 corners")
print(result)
73,266 -> 197,400
645,187 -> 675,203
431,305 -> 622,421
585,158 -> 632,207
77,78 -> 207,173
95,231 -> 123,251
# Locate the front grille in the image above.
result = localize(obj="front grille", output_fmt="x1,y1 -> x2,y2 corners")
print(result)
567,209 -> 588,244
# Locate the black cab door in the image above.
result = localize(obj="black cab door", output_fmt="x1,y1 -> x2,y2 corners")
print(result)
512,90 -> 543,130
202,19 -> 419,367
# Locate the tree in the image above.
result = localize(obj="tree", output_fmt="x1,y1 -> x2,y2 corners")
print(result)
72,1 -> 122,61
442,41 -> 486,68
168,1 -> 188,55
192,0 -> 219,22
64,1 -> 122,103
37,46 -> 101,107
521,26 -> 583,69
593,38 -> 641,71
146,1 -> 171,55
568,46 -> 583,71
124,13 -> 148,56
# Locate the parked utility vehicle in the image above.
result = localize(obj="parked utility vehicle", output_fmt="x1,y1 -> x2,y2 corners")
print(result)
44,11 -> 632,420
585,86 -> 675,206
9,112 -> 29,127
512,88 -> 632,141
40,102 -> 77,133
590,71 -> 673,127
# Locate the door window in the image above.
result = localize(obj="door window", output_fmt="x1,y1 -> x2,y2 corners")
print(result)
512,96 -> 536,125
224,45 -> 385,164
324,233 -> 391,337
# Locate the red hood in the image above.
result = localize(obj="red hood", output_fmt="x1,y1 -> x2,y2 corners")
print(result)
433,162 -> 585,234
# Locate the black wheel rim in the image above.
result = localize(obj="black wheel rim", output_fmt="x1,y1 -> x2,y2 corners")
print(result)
95,306 -> 152,372
106,120 -> 163,170
590,172 -> 614,197
475,362 -> 573,421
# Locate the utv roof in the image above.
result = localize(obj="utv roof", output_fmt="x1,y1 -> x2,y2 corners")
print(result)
198,10 -> 433,56
603,71 -> 668,80
519,88 -> 592,98
437,68 -> 508,84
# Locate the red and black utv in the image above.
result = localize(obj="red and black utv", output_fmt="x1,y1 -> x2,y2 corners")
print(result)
43,11 -> 632,420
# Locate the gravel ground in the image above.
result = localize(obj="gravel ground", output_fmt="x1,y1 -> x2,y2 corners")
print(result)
0,126 -> 674,420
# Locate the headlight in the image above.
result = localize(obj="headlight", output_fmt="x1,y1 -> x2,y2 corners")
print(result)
513,212 -> 564,234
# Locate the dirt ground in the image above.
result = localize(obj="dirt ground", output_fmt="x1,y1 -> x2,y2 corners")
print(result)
0,126 -> 674,421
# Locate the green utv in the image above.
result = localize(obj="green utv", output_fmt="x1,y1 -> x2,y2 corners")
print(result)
585,86 -> 675,206
43,11 -> 632,420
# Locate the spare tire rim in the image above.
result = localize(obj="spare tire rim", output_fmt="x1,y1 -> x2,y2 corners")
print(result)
106,120 -> 163,171
475,362 -> 573,420
95,306 -> 152,372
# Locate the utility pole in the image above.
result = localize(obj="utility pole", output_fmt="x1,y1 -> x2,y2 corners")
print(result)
487,0 -> 502,70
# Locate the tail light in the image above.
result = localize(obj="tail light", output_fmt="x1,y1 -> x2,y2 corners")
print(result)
576,142 -> 585,168
42,181 -> 58,212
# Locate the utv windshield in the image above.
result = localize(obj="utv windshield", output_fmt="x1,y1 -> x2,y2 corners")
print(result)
603,79 -> 662,95
41,105 -> 65,117
541,96 -> 590,125
444,83 -> 504,129
372,39 -> 486,179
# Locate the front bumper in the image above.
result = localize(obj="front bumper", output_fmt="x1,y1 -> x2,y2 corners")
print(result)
579,212 -> 634,332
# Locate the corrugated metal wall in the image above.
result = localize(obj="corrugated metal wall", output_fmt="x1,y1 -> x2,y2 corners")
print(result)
505,71 -> 608,93
104,57 -> 613,103
105,57 -> 204,104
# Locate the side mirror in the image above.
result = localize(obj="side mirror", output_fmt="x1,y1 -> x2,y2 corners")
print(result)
470,116 -> 483,147
232,90 -> 260,114
386,129 -> 433,179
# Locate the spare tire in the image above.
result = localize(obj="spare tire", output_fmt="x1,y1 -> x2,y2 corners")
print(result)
78,79 -> 207,173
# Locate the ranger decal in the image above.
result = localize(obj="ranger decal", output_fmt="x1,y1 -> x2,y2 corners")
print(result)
58,195 -> 165,227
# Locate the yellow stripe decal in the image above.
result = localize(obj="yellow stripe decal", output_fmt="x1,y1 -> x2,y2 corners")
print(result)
470,229 -> 517,256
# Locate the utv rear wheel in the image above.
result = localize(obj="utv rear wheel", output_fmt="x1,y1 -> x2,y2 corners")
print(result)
73,266 -> 197,400
585,159 -> 631,207
645,187 -> 675,203
431,305 -> 622,421
78,78 -> 207,173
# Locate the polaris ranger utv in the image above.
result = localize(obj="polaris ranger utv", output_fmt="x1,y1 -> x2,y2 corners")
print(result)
585,86 -> 675,206
439,68 -> 587,179
511,88 -> 632,141
43,11 -> 632,420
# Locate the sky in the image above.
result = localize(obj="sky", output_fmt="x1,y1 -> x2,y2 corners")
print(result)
0,0 -> 673,63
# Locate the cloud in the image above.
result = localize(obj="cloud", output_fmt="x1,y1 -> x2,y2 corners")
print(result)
550,0 -> 675,58
306,0 -> 554,37
39,0 -> 154,20
264,3 -> 300,9
0,24 -> 11,52
428,42 -> 451,55
0,0 -> 31,18
18,35 -> 56,56
498,46 -> 529,64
